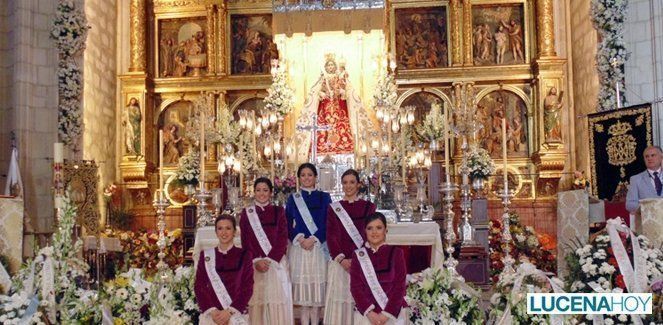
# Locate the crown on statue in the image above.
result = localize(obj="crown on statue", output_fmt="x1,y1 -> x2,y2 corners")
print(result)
324,53 -> 336,64
608,120 -> 632,136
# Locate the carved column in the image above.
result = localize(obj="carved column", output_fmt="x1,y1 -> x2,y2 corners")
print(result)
129,0 -> 146,72
462,0 -> 473,66
449,0 -> 462,66
536,0 -> 556,58
207,5 -> 217,75
218,2 -> 228,76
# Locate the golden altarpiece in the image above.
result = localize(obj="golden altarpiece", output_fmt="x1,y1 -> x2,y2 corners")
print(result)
118,0 -> 569,232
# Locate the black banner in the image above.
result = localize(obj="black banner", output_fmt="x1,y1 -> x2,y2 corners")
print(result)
588,104 -> 652,200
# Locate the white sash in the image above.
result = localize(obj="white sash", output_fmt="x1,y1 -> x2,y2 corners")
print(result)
246,206 -> 272,256
293,192 -> 319,235
203,248 -> 233,310
331,201 -> 363,249
356,247 -> 388,310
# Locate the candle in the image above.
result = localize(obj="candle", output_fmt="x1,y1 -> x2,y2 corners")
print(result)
502,118 -> 508,193
200,106 -> 206,191
443,106 -> 450,183
159,130 -> 164,200
54,143 -> 64,163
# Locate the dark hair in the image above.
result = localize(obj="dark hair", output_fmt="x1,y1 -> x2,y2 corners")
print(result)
341,169 -> 360,183
297,163 -> 318,177
254,177 -> 273,192
365,212 -> 387,228
215,214 -> 237,229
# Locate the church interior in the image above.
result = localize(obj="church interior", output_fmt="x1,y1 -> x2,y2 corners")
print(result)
0,0 -> 662,323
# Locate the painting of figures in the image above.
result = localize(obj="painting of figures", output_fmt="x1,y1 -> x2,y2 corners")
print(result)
476,90 -> 528,157
394,6 -> 449,70
159,17 -> 208,77
159,101 -> 193,165
231,14 -> 279,75
472,4 -> 525,66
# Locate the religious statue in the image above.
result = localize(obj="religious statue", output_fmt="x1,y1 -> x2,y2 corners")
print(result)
164,124 -> 184,163
501,19 -> 524,63
494,26 -> 508,64
122,98 -> 141,155
544,87 -> 564,142
160,37 -> 175,77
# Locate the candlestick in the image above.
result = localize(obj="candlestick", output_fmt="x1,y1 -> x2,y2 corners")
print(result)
159,130 -> 164,199
54,143 -> 63,163
200,106 -> 206,191
616,81 -> 622,109
444,105 -> 450,183
501,118 -> 508,192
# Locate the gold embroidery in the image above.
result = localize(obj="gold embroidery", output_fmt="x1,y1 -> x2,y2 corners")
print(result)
606,121 -> 637,168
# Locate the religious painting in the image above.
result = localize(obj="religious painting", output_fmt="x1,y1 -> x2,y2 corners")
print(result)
472,4 -> 525,66
476,90 -> 528,157
230,14 -> 279,75
159,100 -> 194,166
158,17 -> 208,78
394,6 -> 449,70
400,91 -> 447,147
164,174 -> 192,206
122,96 -> 142,156
231,97 -> 265,119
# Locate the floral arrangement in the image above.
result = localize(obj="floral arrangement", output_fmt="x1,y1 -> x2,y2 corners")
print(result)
416,102 -> 446,141
390,125 -> 414,171
105,228 -> 183,276
102,273 -> 151,324
186,95 -> 239,148
0,292 -> 45,324
274,175 -> 296,196
175,150 -> 200,186
406,267 -> 484,324
372,69 -> 397,111
51,0 -> 89,148
489,213 -> 556,283
459,147 -> 495,179
653,279 -> 663,323
488,261 -> 565,325
147,266 -> 199,324
572,170 -> 590,191
590,0 -> 629,111
565,221 -> 663,324
264,62 -> 295,117
235,131 -> 260,175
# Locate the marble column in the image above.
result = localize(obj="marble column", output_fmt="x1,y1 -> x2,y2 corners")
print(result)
129,0 -> 146,72
536,0 -> 556,58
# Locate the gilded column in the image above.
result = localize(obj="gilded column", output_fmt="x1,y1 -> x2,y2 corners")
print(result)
129,0 -> 146,72
536,0 -> 556,57
207,5 -> 217,75
462,0 -> 473,65
449,0 -> 462,66
218,2 -> 228,76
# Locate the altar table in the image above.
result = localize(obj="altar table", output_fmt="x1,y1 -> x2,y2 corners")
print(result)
192,221 -> 444,271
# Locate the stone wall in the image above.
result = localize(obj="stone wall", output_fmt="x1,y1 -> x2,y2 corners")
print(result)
624,0 -> 663,145
569,0 -> 600,175
83,0 -> 118,227
1,0 -> 59,238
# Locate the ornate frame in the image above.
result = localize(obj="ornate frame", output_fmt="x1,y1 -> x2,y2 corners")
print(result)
470,0 -> 531,66
63,160 -> 100,233
226,6 -> 276,77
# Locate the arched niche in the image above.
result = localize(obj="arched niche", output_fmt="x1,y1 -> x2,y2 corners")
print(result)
157,99 -> 194,166
229,95 -> 266,119
475,87 -> 531,157
396,88 -> 451,127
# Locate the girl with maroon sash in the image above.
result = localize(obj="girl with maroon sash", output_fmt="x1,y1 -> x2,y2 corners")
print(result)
195,215 -> 253,325
324,169 -> 376,324
239,177 -> 294,324
350,212 -> 409,325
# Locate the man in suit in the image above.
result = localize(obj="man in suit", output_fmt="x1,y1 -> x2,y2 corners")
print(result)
626,145 -> 663,213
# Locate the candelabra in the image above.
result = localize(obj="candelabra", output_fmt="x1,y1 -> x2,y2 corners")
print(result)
439,181 -> 459,273
408,144 -> 433,222
498,187 -> 516,274
218,148 -> 241,216
194,189 -> 213,228
152,190 -> 171,280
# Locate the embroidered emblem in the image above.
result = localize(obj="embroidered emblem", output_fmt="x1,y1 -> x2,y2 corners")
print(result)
358,251 -> 365,257
295,193 -> 301,198
335,207 -> 341,212
205,256 -> 210,262
248,208 -> 254,213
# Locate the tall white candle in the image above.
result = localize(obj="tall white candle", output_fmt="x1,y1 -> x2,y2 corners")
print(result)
54,143 -> 64,163
159,130 -> 164,199
200,106 -> 206,191
444,106 -> 450,183
502,118 -> 508,192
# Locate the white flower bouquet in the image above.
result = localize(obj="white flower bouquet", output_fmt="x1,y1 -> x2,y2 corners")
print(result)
417,102 -> 446,141
406,267 -> 484,324
264,64 -> 295,117
148,266 -> 198,324
102,274 -> 151,324
488,261 -> 564,325
175,150 -> 200,186
459,147 -> 495,179
372,70 -> 397,110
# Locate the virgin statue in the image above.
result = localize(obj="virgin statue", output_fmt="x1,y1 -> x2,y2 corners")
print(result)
294,53 -> 373,163
122,98 -> 141,155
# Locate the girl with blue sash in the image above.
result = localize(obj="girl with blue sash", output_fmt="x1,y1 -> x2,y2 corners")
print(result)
286,163 -> 332,325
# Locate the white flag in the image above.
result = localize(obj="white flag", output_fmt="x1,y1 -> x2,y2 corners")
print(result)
4,147 -> 23,197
